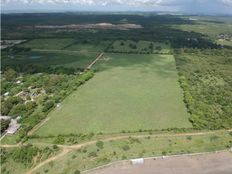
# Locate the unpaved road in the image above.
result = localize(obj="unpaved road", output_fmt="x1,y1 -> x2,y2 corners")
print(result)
86,52 -> 104,69
87,151 -> 232,174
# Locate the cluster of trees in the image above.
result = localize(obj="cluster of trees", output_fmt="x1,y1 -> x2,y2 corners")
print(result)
1,144 -> 59,169
0,119 -> 11,133
176,48 -> 232,129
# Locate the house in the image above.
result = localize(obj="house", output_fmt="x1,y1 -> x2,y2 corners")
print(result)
7,119 -> 20,134
0,116 -> 21,134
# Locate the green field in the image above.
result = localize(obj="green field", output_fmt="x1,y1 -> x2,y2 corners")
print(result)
35,53 -> 191,136
1,50 -> 97,69
64,41 -> 111,52
22,39 -> 76,50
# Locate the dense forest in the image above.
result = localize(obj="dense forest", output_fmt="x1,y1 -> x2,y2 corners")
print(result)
175,48 -> 232,129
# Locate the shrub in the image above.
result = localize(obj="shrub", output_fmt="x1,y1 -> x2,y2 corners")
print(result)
122,145 -> 130,151
74,170 -> 80,174
96,141 -> 104,149
186,136 -> 192,140
88,151 -> 97,157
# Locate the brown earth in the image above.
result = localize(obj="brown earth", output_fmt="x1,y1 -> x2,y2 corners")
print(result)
86,151 -> 232,174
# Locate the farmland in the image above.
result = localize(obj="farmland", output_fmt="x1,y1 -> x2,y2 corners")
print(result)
35,53 -> 191,136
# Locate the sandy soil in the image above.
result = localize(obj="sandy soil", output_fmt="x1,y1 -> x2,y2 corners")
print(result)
86,151 -> 232,174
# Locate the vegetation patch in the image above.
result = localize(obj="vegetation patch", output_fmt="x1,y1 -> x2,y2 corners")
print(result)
107,40 -> 171,54
175,49 -> 232,129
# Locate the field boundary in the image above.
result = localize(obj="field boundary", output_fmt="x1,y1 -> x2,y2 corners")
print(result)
28,117 -> 51,135
86,52 -> 104,69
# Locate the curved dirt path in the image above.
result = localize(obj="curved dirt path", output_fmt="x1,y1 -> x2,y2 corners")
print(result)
22,129 -> 232,174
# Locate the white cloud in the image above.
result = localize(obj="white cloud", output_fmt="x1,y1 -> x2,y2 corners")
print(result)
2,0 -> 232,7
1,0 -> 232,14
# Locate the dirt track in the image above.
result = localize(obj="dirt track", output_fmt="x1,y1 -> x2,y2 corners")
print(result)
86,151 -> 232,174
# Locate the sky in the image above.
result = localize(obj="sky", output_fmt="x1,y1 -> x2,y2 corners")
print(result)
1,0 -> 232,14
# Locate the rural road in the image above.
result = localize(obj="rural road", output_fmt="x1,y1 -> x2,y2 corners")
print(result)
1,129 -> 230,174
86,52 -> 104,69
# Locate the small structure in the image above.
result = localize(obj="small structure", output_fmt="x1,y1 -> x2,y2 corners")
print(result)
3,92 -> 9,96
16,80 -> 21,84
0,116 -> 21,134
7,119 -> 20,134
131,158 -> 144,165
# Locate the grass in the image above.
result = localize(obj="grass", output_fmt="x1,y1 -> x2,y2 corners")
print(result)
64,41 -> 111,52
1,50 -> 97,69
34,53 -> 191,136
22,39 -> 76,50
31,131 -> 232,174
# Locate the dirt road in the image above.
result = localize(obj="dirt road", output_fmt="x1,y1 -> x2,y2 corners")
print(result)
86,52 -> 104,69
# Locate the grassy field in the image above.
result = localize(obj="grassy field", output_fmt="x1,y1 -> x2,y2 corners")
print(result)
107,40 -> 171,54
1,50 -> 97,69
22,39 -> 76,50
34,53 -> 191,136
64,41 -> 111,52
31,131 -> 232,174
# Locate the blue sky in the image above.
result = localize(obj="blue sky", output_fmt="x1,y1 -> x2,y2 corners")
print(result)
1,0 -> 232,14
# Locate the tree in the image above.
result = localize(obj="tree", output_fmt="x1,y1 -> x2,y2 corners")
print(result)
1,119 -> 11,133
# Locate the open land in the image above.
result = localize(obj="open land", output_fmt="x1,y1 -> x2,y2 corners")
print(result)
34,53 -> 191,136
87,151 -> 232,174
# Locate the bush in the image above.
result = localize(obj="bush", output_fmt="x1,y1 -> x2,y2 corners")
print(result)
122,145 -> 130,151
74,170 -> 80,174
88,151 -> 97,157
53,135 -> 65,144
96,141 -> 104,149
186,136 -> 192,140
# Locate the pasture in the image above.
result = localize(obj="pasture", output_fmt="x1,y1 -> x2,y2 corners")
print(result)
22,38 -> 76,50
35,53 -> 191,136
64,41 -> 111,52
1,50 -> 97,69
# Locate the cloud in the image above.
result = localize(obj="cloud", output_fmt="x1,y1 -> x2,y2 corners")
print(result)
1,0 -> 232,14
2,0 -> 232,7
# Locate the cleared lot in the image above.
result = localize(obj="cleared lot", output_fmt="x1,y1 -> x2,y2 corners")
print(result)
87,151 -> 232,174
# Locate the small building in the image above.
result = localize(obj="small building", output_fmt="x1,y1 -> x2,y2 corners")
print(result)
7,119 -> 20,134
16,80 -> 21,84
0,116 -> 21,134
3,92 -> 9,96
131,158 -> 144,165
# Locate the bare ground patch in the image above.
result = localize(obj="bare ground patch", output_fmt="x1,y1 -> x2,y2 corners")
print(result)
86,151 -> 232,174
